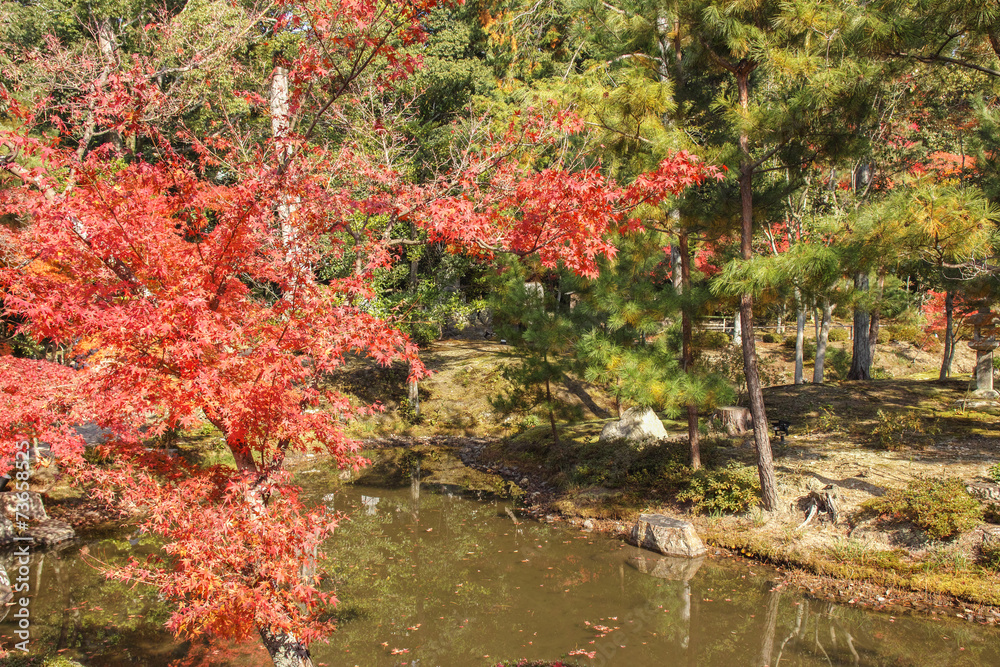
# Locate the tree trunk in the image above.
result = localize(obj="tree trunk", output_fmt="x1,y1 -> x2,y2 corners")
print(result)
794,289 -> 806,385
813,299 -> 833,383
868,272 -> 884,365
408,376 -> 420,417
545,374 -> 560,447
733,309 -> 742,346
847,272 -> 872,380
679,231 -> 700,470
408,221 -> 419,292
940,290 -> 955,380
716,406 -> 753,435
671,241 -> 683,292
755,588 -> 782,667
736,66 -> 778,511
259,627 -> 314,667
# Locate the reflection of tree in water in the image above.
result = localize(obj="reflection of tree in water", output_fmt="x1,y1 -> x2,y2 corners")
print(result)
748,588 -> 998,667
0,542 -> 181,664
319,472 -> 534,665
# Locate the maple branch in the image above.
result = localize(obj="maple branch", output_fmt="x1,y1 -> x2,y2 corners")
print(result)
294,4 -> 399,153
68,217 -> 147,293
0,147 -> 57,201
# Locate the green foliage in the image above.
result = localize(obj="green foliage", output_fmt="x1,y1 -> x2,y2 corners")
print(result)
701,343 -> 781,396
868,409 -> 937,450
677,462 -> 761,515
823,347 -> 852,380
695,330 -> 731,349
761,332 -> 779,343
811,404 -> 841,433
562,436 -> 709,492
880,323 -> 925,344
988,463 -> 1000,484
488,264 -> 580,441
827,328 -> 849,342
860,478 -> 982,540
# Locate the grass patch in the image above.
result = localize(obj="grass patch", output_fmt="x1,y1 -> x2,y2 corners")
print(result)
704,529 -> 1000,607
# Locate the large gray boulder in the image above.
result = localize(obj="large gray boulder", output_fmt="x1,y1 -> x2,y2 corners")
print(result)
632,513 -> 707,558
599,407 -> 667,446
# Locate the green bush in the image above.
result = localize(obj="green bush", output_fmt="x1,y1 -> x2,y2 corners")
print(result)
868,409 -> 935,450
762,332 -> 779,343
827,328 -> 849,342
677,462 -> 761,515
884,323 -> 924,344
860,477 -> 982,540
695,330 -> 731,349
989,463 -> 1000,484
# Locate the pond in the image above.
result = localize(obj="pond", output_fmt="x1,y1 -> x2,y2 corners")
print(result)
1,464 -> 998,666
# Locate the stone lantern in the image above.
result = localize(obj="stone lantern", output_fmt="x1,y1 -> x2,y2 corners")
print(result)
968,308 -> 999,399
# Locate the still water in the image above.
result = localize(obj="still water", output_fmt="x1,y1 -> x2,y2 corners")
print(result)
1,466 -> 998,666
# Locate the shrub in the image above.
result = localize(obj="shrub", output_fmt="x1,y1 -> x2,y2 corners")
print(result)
884,323 -> 924,344
695,330 -> 731,349
827,328 -> 849,342
677,462 -> 761,515
860,477 -> 982,540
989,463 -> 1000,484
869,409 -> 933,450
762,332 -> 779,343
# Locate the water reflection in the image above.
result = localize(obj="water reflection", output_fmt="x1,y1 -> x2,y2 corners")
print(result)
0,470 -> 997,666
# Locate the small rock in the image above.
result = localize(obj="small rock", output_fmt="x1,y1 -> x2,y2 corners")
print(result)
582,519 -> 595,531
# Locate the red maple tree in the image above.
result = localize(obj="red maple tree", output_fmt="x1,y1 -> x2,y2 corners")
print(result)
0,1 -> 716,664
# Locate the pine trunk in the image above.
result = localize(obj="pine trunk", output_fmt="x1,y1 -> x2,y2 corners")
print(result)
940,290 -> 955,380
545,375 -> 560,447
755,588 -> 781,667
847,272 -> 872,380
868,273 -> 883,365
736,66 -> 778,511
259,628 -> 314,667
813,299 -> 833,383
794,289 -> 806,385
679,231 -> 700,470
